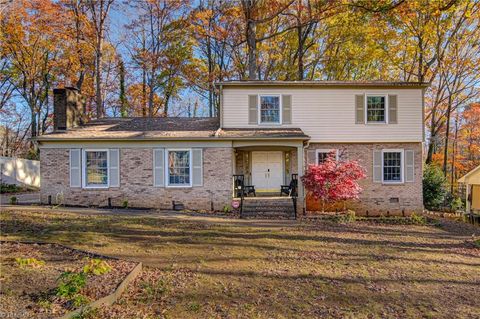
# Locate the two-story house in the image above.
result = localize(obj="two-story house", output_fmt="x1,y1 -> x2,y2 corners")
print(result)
37,81 -> 427,218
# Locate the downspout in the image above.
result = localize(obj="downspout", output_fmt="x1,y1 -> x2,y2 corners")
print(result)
219,84 -> 223,128
300,139 -> 310,215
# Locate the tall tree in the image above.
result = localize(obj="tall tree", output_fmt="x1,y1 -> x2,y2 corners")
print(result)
87,0 -> 114,118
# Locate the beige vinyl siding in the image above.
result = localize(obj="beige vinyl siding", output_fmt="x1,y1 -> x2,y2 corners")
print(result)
222,87 -> 423,142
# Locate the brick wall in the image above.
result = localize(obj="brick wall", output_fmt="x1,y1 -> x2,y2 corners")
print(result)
305,143 -> 423,215
40,143 -> 423,215
40,147 -> 233,211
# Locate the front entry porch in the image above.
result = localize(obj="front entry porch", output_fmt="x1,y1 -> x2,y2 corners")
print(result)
234,146 -> 300,197
232,142 -> 305,219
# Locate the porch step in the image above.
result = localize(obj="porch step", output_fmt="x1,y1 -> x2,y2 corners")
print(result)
241,197 -> 296,219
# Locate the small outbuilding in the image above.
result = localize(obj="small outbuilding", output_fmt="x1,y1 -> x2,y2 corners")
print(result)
458,165 -> 480,214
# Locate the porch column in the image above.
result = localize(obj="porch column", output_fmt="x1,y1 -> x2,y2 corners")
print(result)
466,184 -> 470,214
296,145 -> 304,213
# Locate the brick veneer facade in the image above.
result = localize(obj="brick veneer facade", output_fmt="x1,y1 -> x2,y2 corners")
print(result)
305,142 -> 423,216
40,143 -> 423,215
40,147 -> 233,211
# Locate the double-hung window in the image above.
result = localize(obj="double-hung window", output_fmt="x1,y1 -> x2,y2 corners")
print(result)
167,149 -> 191,187
382,150 -> 403,183
259,95 -> 281,124
366,95 -> 387,123
316,149 -> 339,164
83,150 -> 109,188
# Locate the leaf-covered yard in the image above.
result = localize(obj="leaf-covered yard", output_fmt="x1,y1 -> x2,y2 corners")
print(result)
1,207 -> 479,319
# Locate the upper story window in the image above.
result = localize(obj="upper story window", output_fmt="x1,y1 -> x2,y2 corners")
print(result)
83,150 -> 109,188
366,95 -> 387,123
167,149 -> 191,187
259,95 -> 280,124
382,150 -> 403,183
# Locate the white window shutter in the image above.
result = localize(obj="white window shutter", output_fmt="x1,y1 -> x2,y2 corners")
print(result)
70,149 -> 81,187
405,150 -> 414,182
355,94 -> 365,124
373,150 -> 382,183
109,149 -> 120,187
153,149 -> 165,187
192,148 -> 203,186
248,95 -> 258,124
388,95 -> 398,124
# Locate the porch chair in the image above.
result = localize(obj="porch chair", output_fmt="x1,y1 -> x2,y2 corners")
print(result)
234,176 -> 256,197
280,176 -> 298,197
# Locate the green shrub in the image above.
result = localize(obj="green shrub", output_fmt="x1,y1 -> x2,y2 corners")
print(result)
9,196 -> 17,205
423,164 -> 448,210
140,279 -> 168,302
82,258 -> 111,276
449,196 -> 464,211
410,213 -> 426,225
122,200 -> 129,209
56,272 -> 87,299
1,183 -> 21,194
223,205 -> 231,213
15,257 -> 45,268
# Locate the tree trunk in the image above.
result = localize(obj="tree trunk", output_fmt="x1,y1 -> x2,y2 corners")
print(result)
443,95 -> 453,175
30,107 -> 37,139
245,1 -> 257,81
142,66 -> 147,117
207,26 -> 213,117
119,59 -> 127,117
450,114 -> 459,193
426,108 -> 437,164
95,36 -> 103,118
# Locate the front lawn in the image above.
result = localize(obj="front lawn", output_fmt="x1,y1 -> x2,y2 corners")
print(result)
1,208 -> 479,319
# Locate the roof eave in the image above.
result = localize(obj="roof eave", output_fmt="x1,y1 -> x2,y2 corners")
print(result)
36,136 -> 310,142
215,81 -> 430,88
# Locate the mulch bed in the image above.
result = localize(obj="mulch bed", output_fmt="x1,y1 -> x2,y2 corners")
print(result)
0,242 -> 136,319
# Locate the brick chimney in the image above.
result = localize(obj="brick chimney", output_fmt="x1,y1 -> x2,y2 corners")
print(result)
53,87 -> 86,131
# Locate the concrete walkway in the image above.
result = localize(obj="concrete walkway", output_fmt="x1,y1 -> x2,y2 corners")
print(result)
0,204 -> 301,228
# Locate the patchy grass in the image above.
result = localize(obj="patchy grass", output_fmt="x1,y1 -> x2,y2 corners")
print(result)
1,208 -> 479,319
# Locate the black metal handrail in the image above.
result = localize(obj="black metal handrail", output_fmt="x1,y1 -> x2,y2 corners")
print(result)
233,174 -> 245,218
291,174 -> 298,219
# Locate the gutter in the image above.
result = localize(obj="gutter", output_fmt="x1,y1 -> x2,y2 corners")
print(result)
35,136 -> 311,142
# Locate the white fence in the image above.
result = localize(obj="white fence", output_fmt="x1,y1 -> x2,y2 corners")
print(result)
0,156 -> 40,188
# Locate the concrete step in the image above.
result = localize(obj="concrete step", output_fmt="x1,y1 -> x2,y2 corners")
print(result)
241,197 -> 296,219
241,211 -> 296,219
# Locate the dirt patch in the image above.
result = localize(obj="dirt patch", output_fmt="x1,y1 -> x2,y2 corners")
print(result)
0,242 -> 135,319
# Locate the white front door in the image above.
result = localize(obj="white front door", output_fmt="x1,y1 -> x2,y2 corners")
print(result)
251,151 -> 284,192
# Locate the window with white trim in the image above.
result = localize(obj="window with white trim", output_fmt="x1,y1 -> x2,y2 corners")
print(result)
382,150 -> 403,183
83,150 -> 108,188
167,150 -> 191,186
316,149 -> 339,164
366,95 -> 387,123
259,95 -> 280,124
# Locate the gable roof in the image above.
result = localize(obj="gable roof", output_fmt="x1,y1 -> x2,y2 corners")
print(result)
458,165 -> 480,184
216,80 -> 430,88
36,117 -> 309,141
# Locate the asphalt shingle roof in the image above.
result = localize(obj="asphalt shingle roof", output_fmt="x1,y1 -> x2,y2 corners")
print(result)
36,117 -> 309,141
